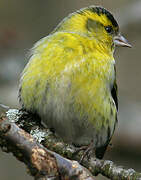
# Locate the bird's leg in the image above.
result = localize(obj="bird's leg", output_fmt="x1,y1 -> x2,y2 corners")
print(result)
79,141 -> 94,163
73,140 -> 94,163
74,145 -> 89,153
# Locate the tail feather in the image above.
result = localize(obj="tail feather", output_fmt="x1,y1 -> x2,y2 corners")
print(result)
95,144 -> 108,159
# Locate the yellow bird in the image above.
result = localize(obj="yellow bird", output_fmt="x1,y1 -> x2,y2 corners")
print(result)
19,6 -> 131,159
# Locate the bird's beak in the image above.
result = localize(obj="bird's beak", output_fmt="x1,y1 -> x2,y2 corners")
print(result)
114,34 -> 132,48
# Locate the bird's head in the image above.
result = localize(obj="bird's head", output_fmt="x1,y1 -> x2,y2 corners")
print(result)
54,6 -> 131,51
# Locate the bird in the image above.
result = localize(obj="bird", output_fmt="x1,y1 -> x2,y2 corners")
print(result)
19,6 -> 131,160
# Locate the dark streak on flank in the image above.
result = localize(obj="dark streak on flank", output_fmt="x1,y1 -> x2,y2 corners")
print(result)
107,126 -> 111,141
18,87 -> 22,104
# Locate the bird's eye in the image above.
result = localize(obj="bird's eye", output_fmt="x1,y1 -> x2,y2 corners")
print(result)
105,26 -> 113,34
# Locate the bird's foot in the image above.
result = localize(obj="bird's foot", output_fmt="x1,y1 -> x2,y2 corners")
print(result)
73,141 -> 94,163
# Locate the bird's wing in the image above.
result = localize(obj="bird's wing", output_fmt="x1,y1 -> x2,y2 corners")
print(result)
111,79 -> 118,111
95,66 -> 118,159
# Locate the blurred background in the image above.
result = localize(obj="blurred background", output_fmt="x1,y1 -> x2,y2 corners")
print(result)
0,0 -> 141,179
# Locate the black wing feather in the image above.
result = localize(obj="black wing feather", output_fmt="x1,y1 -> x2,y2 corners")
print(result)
95,67 -> 118,159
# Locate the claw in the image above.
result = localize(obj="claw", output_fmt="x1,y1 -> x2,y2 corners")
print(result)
73,141 -> 94,163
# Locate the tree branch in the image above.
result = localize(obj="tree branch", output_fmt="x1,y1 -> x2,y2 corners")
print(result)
0,109 -> 141,180
0,113 -> 95,180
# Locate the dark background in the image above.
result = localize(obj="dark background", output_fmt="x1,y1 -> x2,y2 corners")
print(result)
0,0 -> 141,179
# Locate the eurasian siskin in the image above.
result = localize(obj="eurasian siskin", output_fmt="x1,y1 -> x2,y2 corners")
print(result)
19,6 -> 131,159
